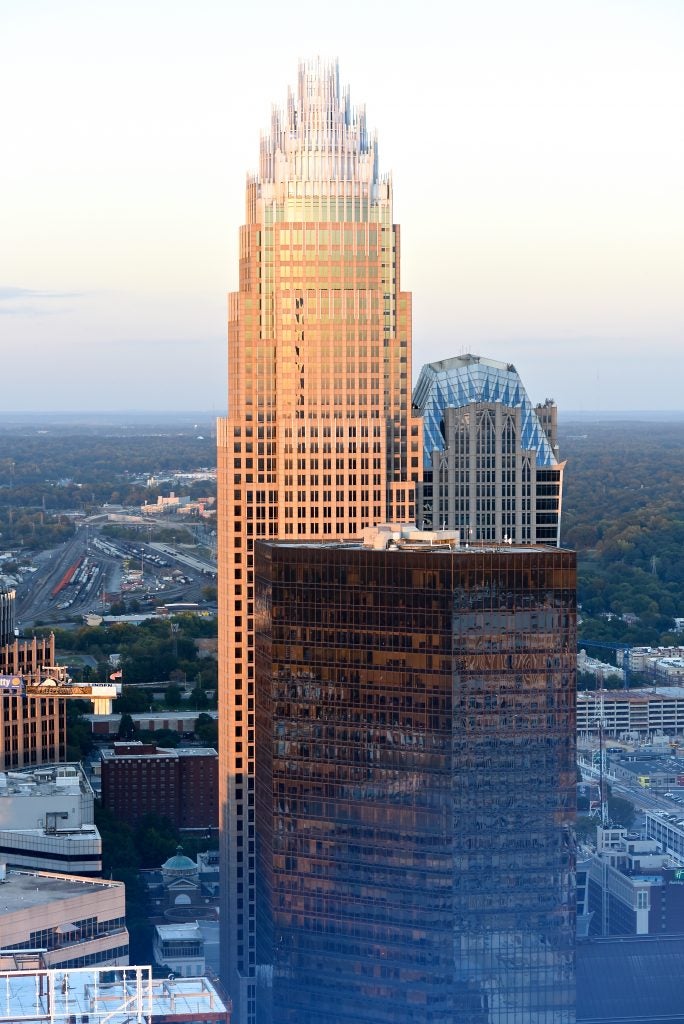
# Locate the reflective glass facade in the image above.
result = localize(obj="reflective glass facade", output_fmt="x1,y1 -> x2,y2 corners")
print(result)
255,541 -> 576,1024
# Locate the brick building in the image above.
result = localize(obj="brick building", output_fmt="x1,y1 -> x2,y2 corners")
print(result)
100,743 -> 218,829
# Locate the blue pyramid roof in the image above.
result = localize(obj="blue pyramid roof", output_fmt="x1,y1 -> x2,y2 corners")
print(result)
412,355 -> 557,469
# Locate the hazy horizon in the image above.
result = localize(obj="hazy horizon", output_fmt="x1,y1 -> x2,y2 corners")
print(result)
2,0 -> 682,413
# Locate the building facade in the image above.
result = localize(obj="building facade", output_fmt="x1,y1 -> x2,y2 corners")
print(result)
217,61 -> 422,1022
153,922 -> 206,978
0,867 -> 128,969
254,532 -> 576,1024
100,743 -> 218,829
412,355 -> 564,544
0,762 -> 101,874
0,633 -> 66,770
577,688 -> 684,740
585,826 -> 684,937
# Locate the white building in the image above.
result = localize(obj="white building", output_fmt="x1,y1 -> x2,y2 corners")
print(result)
153,922 -> 205,978
577,688 -> 684,739
0,763 -> 101,874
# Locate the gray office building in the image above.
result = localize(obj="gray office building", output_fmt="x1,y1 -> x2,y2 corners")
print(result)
412,355 -> 564,545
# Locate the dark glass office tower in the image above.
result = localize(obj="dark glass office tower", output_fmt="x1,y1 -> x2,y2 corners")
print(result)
254,531 -> 576,1024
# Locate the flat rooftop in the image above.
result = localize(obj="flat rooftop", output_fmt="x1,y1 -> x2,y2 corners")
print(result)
1,870 -> 121,915
101,745 -> 217,760
620,757 -> 684,776
579,687 -> 684,699
155,922 -> 202,940
0,966 -> 230,1023
0,763 -> 91,798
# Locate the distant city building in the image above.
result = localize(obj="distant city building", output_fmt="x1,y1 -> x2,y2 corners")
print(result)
159,846 -> 205,918
141,491 -> 190,514
577,688 -> 684,740
619,645 -> 684,674
100,742 -> 218,829
254,528 -> 576,1023
585,826 -> 684,937
0,762 -> 101,874
0,867 -> 128,969
645,810 -> 684,863
153,922 -> 206,978
578,648 -> 625,682
86,709 -> 217,737
611,754 -> 684,792
412,355 -> 564,544
0,964 -> 231,1024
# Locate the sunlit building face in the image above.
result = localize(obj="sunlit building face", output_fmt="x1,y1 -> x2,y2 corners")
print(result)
217,60 -> 421,1024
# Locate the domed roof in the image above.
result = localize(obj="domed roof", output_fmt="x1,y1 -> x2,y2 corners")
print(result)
162,845 -> 197,874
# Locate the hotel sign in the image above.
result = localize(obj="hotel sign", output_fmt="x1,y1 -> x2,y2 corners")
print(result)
0,675 -> 24,695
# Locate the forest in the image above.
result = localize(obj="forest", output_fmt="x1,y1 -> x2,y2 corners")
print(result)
2,415 -> 683,650
0,418 -> 216,546
560,419 -> 684,649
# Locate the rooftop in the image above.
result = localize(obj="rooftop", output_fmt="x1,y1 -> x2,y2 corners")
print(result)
579,687 -> 684,700
0,763 -> 91,799
412,353 -> 558,469
0,965 -> 230,1023
0,869 -> 122,915
101,745 -> 217,761
267,525 -> 566,556
155,922 -> 202,940
620,756 -> 684,776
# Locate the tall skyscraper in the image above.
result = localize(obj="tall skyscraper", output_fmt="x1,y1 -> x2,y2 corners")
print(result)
217,61 -> 422,1024
254,529 -> 576,1024
412,355 -> 564,545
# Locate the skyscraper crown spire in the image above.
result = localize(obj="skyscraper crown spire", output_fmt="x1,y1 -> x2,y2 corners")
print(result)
257,58 -> 379,193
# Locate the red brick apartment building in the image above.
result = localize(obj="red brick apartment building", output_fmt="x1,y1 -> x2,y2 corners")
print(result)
100,742 -> 218,829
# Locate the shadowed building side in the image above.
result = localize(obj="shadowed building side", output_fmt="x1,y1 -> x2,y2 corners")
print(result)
254,533 -> 576,1024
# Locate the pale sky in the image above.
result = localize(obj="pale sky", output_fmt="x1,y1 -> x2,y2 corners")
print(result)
1,0 -> 682,412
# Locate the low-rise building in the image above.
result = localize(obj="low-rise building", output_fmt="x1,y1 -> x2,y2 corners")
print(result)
86,710 -> 216,737
100,742 -> 218,829
0,762 -> 101,874
153,922 -> 205,978
645,810 -> 684,863
577,687 -> 684,739
612,754 -> 684,792
619,645 -> 684,674
0,867 -> 128,969
586,826 -> 684,937
578,649 -> 624,682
